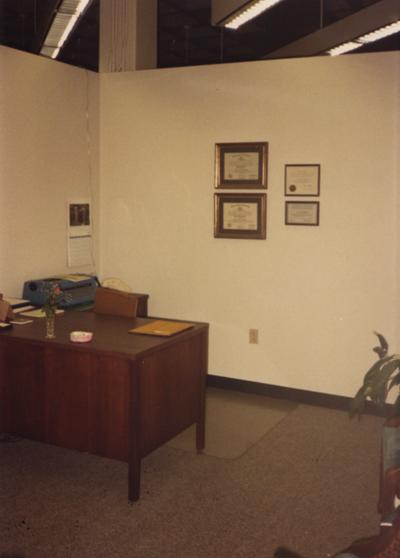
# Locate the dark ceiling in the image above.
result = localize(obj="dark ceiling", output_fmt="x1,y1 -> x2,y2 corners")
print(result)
0,0 -> 398,72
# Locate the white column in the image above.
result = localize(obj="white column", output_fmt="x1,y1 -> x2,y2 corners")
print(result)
99,0 -> 157,72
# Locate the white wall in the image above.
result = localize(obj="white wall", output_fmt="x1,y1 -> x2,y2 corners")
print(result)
99,52 -> 400,397
1,45 -> 398,399
0,47 -> 99,297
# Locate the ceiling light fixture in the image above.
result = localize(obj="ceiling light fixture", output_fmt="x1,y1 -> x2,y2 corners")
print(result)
223,0 -> 284,30
327,41 -> 364,56
40,0 -> 92,60
327,19 -> 400,56
358,19 -> 400,43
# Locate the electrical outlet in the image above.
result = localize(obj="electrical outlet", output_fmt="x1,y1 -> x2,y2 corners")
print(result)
249,328 -> 259,344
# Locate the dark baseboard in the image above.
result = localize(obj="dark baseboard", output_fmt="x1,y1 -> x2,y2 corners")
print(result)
206,374 -> 387,417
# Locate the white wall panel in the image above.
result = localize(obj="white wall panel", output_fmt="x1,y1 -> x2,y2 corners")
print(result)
99,53 -> 400,397
0,47 -> 99,297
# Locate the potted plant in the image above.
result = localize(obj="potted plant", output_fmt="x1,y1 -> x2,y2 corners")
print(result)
350,332 -> 400,419
350,332 -> 400,516
334,332 -> 400,557
275,334 -> 400,558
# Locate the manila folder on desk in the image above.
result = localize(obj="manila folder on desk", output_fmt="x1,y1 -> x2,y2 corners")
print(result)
129,320 -> 194,337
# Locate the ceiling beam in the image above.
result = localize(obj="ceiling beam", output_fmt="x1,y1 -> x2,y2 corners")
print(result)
263,0 -> 400,59
211,0 -> 251,26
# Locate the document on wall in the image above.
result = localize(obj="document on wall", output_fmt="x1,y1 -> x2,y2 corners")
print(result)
67,199 -> 94,267
67,235 -> 93,267
224,152 -> 259,181
68,199 -> 91,237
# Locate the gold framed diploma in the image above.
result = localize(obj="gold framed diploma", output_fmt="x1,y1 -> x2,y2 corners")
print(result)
214,193 -> 266,239
285,201 -> 319,226
285,164 -> 320,196
215,142 -> 268,189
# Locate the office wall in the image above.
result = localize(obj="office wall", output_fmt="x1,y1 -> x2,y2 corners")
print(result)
99,52 -> 400,397
1,45 -> 397,399
0,47 -> 99,297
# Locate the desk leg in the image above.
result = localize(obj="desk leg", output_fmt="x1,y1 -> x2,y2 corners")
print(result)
196,419 -> 205,452
196,329 -> 208,452
128,460 -> 141,502
128,361 -> 141,502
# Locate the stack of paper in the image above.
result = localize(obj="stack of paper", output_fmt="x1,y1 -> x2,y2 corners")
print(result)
19,308 -> 64,318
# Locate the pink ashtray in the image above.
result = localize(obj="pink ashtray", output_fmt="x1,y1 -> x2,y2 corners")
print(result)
70,331 -> 93,343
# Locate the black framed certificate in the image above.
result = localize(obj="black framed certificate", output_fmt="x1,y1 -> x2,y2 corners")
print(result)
285,164 -> 320,196
214,193 -> 266,239
285,201 -> 319,226
215,142 -> 268,189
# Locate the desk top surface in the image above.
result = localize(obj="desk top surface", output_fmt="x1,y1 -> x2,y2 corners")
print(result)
0,311 -> 208,360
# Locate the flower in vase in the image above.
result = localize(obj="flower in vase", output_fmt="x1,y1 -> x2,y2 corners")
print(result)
41,282 -> 64,317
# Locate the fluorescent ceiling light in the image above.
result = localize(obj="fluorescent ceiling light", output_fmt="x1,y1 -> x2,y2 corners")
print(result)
358,19 -> 400,43
327,41 -> 364,56
40,45 -> 60,59
224,0 -> 284,30
40,0 -> 91,59
327,18 -> 400,56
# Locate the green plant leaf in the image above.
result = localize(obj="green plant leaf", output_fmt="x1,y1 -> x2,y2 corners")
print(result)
350,386 -> 367,417
388,371 -> 400,391
350,350 -> 400,418
362,355 -> 392,384
373,331 -> 389,358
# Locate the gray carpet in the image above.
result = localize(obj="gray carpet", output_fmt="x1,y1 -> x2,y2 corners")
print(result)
0,391 -> 384,558
168,388 -> 297,458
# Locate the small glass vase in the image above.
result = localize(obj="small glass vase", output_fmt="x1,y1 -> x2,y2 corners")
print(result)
45,312 -> 56,339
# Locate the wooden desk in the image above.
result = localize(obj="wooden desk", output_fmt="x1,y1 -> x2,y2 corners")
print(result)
0,312 -> 208,501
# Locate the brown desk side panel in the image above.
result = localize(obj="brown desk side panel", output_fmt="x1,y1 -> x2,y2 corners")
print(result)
0,339 -> 47,441
139,333 -> 205,457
